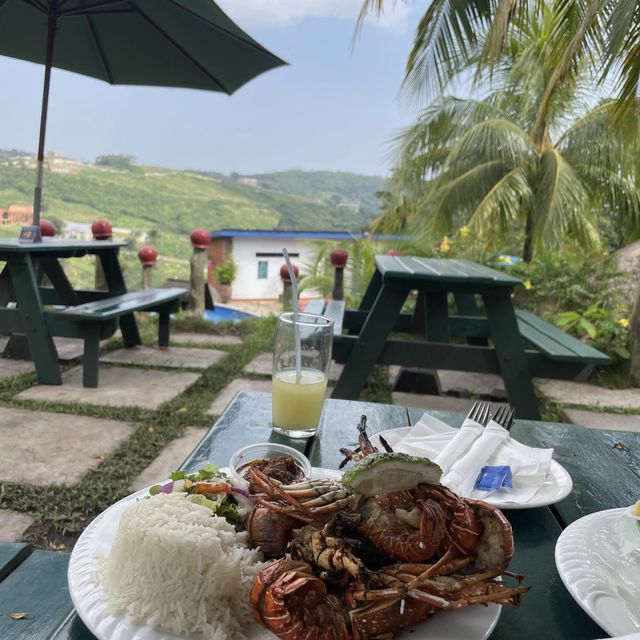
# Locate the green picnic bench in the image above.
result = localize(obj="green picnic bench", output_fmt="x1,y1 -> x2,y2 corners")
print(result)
52,287 -> 186,387
0,239 -> 186,388
327,256 -> 610,420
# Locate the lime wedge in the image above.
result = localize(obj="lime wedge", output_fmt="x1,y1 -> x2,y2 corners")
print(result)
342,452 -> 442,495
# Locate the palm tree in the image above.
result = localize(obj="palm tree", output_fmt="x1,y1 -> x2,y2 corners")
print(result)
381,3 -> 639,260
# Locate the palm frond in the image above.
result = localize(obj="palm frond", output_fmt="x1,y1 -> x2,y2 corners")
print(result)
534,148 -> 600,250
444,118 -> 536,173
465,166 -> 533,241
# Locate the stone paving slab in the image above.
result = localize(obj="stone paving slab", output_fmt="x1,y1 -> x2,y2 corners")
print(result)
537,379 -> 640,410
438,370 -> 506,396
171,333 -> 243,346
244,352 -> 343,381
101,346 -> 225,369
0,357 -> 35,379
392,392 -> 507,414
565,408 -> 640,433
0,407 -> 133,486
18,366 -> 200,410
0,510 -> 34,542
208,378 -> 273,416
130,427 -> 209,492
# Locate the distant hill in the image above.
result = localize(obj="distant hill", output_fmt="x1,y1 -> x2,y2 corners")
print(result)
243,170 -> 386,218
0,161 -> 382,234
0,157 -> 384,289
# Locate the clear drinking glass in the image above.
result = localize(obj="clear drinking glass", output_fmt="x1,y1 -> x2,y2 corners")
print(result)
272,312 -> 333,438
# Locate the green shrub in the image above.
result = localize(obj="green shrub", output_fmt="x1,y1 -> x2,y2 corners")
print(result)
215,259 -> 237,285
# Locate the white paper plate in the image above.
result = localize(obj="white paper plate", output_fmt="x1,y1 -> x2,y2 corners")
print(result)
372,427 -> 573,510
555,508 -> 640,637
68,467 -> 501,640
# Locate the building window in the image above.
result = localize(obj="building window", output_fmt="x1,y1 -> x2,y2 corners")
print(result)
257,261 -> 268,279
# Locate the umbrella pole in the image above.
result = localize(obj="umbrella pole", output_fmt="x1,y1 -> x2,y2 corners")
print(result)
32,2 -> 58,231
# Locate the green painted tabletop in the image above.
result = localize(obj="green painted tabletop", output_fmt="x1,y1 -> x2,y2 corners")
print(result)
12,390 -> 640,639
375,256 -> 522,287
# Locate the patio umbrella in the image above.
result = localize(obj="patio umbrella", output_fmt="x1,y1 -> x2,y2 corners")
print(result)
0,0 -> 286,229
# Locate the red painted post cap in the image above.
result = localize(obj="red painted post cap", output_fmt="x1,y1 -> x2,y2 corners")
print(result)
138,245 -> 158,266
280,263 -> 299,282
190,228 -> 211,249
39,219 -> 56,237
330,248 -> 349,268
92,219 -> 112,239
386,249 -> 404,256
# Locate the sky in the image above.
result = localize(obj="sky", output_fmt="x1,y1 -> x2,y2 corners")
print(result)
0,1 -> 423,176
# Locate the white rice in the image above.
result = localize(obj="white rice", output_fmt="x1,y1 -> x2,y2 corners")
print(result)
102,493 -> 265,639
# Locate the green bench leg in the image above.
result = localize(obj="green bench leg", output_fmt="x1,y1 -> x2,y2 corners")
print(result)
8,257 -> 62,385
158,306 -> 171,348
119,314 -> 142,347
358,270 -> 382,311
332,283 -> 408,400
82,325 -> 101,388
483,291 -> 541,420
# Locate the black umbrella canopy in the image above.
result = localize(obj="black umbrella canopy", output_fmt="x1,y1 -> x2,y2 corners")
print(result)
0,0 -> 287,227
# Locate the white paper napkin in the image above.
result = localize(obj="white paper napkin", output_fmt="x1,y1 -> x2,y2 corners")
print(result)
388,413 -> 554,504
442,420 -> 510,496
595,635 -> 640,640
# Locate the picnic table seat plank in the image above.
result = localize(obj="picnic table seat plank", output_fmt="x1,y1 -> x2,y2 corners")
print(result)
303,299 -> 325,315
0,543 -> 31,582
55,288 -> 185,321
0,549 -> 73,640
516,309 -> 611,364
302,299 -> 345,336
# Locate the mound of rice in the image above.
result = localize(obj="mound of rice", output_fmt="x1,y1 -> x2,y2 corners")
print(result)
102,493 -> 265,640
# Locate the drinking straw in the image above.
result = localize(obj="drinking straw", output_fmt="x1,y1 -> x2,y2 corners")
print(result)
283,248 -> 302,382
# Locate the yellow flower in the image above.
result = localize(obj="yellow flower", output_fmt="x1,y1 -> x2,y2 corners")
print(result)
459,225 -> 470,238
618,317 -> 629,328
439,236 -> 451,253
523,279 -> 533,290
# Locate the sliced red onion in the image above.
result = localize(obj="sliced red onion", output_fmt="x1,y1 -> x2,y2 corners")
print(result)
230,486 -> 257,505
157,481 -> 174,494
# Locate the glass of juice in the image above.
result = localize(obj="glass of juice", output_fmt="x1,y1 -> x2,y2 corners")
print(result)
272,312 -> 333,438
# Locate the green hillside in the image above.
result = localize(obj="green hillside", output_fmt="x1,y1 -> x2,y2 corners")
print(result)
247,170 -> 386,218
0,159 -> 383,290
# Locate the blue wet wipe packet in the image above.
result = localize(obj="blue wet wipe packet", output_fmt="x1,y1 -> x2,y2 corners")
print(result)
474,465 -> 513,490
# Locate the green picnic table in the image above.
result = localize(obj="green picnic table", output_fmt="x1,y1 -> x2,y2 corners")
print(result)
331,256 -> 610,420
0,238 -> 185,387
3,390 -> 637,639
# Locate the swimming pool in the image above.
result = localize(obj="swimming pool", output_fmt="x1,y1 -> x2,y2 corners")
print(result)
204,304 -> 256,324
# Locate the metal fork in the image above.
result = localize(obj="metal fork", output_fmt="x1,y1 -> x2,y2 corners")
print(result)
492,405 -> 515,431
467,401 -> 492,426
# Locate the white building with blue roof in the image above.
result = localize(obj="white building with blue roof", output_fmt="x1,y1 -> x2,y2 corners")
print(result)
209,229 -> 396,301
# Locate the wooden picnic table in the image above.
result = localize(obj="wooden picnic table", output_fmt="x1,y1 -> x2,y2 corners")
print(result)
0,238 -> 185,387
3,390 -> 637,639
331,256 -> 610,421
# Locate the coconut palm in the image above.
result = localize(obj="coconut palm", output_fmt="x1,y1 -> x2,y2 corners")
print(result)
372,2 -> 640,260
